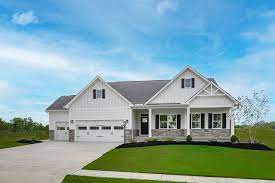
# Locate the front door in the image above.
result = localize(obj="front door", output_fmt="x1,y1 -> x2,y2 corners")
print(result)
140,114 -> 149,135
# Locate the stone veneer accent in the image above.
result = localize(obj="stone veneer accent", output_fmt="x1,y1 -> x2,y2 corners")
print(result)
49,130 -> 54,140
152,129 -> 186,137
191,129 -> 230,138
125,129 -> 139,142
69,129 -> 75,142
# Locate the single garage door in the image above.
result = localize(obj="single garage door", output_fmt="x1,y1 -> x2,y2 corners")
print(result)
76,120 -> 124,142
55,122 -> 69,141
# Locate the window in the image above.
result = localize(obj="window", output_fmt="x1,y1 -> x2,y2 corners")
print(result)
90,126 -> 99,130
191,114 -> 201,129
57,127 -> 65,130
160,114 -> 177,129
114,126 -> 123,130
102,126 -> 111,130
213,113 -> 222,129
78,126 -> 87,130
96,90 -> 102,98
185,78 -> 191,88
93,89 -> 105,99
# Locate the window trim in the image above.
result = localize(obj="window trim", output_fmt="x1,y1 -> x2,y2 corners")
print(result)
212,113 -> 222,129
159,114 -> 177,129
191,113 -> 201,129
96,89 -> 102,98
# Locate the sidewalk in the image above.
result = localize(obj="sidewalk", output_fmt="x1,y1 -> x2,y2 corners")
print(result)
72,169 -> 275,183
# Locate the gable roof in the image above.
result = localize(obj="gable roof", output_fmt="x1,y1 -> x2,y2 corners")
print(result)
46,95 -> 75,111
64,76 -> 133,108
46,77 -> 218,110
144,66 -> 213,105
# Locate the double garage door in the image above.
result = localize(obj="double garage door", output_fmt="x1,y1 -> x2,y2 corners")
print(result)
76,120 -> 124,142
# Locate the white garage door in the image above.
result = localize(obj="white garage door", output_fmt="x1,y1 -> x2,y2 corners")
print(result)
55,122 -> 69,141
76,120 -> 124,142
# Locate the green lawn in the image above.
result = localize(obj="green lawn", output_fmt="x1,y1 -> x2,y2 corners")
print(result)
62,175 -> 180,183
0,130 -> 48,149
84,145 -> 275,180
236,127 -> 275,149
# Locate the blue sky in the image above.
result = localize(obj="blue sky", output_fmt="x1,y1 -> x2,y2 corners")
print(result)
0,0 -> 275,124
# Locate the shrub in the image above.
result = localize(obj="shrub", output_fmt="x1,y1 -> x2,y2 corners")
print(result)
145,137 -> 158,142
129,139 -> 137,143
186,135 -> 192,142
163,137 -> 175,142
230,135 -> 239,143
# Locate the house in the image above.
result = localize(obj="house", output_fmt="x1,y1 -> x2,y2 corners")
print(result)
46,66 -> 238,142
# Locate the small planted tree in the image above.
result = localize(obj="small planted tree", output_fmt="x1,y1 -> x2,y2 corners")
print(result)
232,90 -> 269,143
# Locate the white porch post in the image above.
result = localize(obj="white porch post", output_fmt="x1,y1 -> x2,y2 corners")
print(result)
129,108 -> 133,140
186,107 -> 190,135
230,108 -> 235,136
148,108 -> 152,137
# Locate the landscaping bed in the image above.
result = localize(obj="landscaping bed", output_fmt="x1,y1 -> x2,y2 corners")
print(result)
118,141 -> 272,150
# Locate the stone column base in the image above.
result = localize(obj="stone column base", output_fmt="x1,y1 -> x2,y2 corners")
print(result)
69,129 -> 75,142
49,130 -> 54,140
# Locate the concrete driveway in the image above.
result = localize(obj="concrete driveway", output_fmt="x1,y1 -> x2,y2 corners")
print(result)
0,141 -> 120,183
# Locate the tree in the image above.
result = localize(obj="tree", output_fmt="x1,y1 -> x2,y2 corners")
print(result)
232,90 -> 270,143
0,118 -> 7,130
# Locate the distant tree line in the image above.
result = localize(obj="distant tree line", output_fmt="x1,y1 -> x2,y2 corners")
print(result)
0,117 -> 48,132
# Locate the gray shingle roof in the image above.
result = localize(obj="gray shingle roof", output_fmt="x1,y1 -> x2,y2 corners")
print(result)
46,78 -> 217,110
108,80 -> 170,104
46,95 -> 75,111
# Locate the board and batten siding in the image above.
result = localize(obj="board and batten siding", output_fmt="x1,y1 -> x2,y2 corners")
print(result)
149,69 -> 208,104
190,108 -> 231,129
70,79 -> 130,108
48,111 -> 69,130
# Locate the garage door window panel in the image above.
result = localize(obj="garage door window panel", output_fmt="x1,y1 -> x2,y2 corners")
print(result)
90,126 -> 99,130
102,126 -> 111,130
78,126 -> 87,130
114,126 -> 123,130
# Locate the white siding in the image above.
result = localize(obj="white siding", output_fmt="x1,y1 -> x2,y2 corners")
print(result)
149,68 -> 208,104
70,79 -> 130,108
190,108 -> 231,129
189,95 -> 234,107
48,111 -> 69,130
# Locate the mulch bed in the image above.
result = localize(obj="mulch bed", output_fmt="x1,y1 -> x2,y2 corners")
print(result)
16,139 -> 43,144
117,141 -> 272,151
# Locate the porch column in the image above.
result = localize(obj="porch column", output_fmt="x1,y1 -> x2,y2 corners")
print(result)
129,108 -> 133,140
148,108 -> 152,137
186,107 -> 190,135
230,108 -> 235,136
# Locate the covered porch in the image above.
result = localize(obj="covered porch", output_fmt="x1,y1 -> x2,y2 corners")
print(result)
129,105 -> 234,142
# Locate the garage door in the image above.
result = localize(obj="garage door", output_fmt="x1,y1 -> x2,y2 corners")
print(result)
76,120 -> 124,142
55,122 -> 69,141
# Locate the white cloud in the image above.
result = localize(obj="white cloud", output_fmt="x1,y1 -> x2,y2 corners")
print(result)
156,0 -> 178,15
0,80 -> 18,99
12,11 -> 38,26
241,23 -> 275,43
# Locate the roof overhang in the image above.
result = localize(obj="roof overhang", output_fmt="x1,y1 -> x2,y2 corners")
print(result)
64,75 -> 133,108
144,65 -> 212,105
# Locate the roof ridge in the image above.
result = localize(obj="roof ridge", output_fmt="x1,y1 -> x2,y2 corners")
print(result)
108,79 -> 170,83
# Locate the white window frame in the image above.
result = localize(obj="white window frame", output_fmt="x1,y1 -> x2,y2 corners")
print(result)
96,89 -> 102,98
191,113 -> 201,129
159,114 -> 177,129
212,113 -> 222,129
184,78 -> 192,88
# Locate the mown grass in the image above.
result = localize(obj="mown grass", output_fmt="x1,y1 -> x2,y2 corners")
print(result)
235,127 -> 275,149
0,130 -> 48,149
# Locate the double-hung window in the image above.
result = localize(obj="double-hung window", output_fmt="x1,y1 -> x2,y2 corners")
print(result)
185,78 -> 192,88
159,114 -> 177,129
191,114 -> 201,129
213,113 -> 222,129
96,90 -> 102,98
